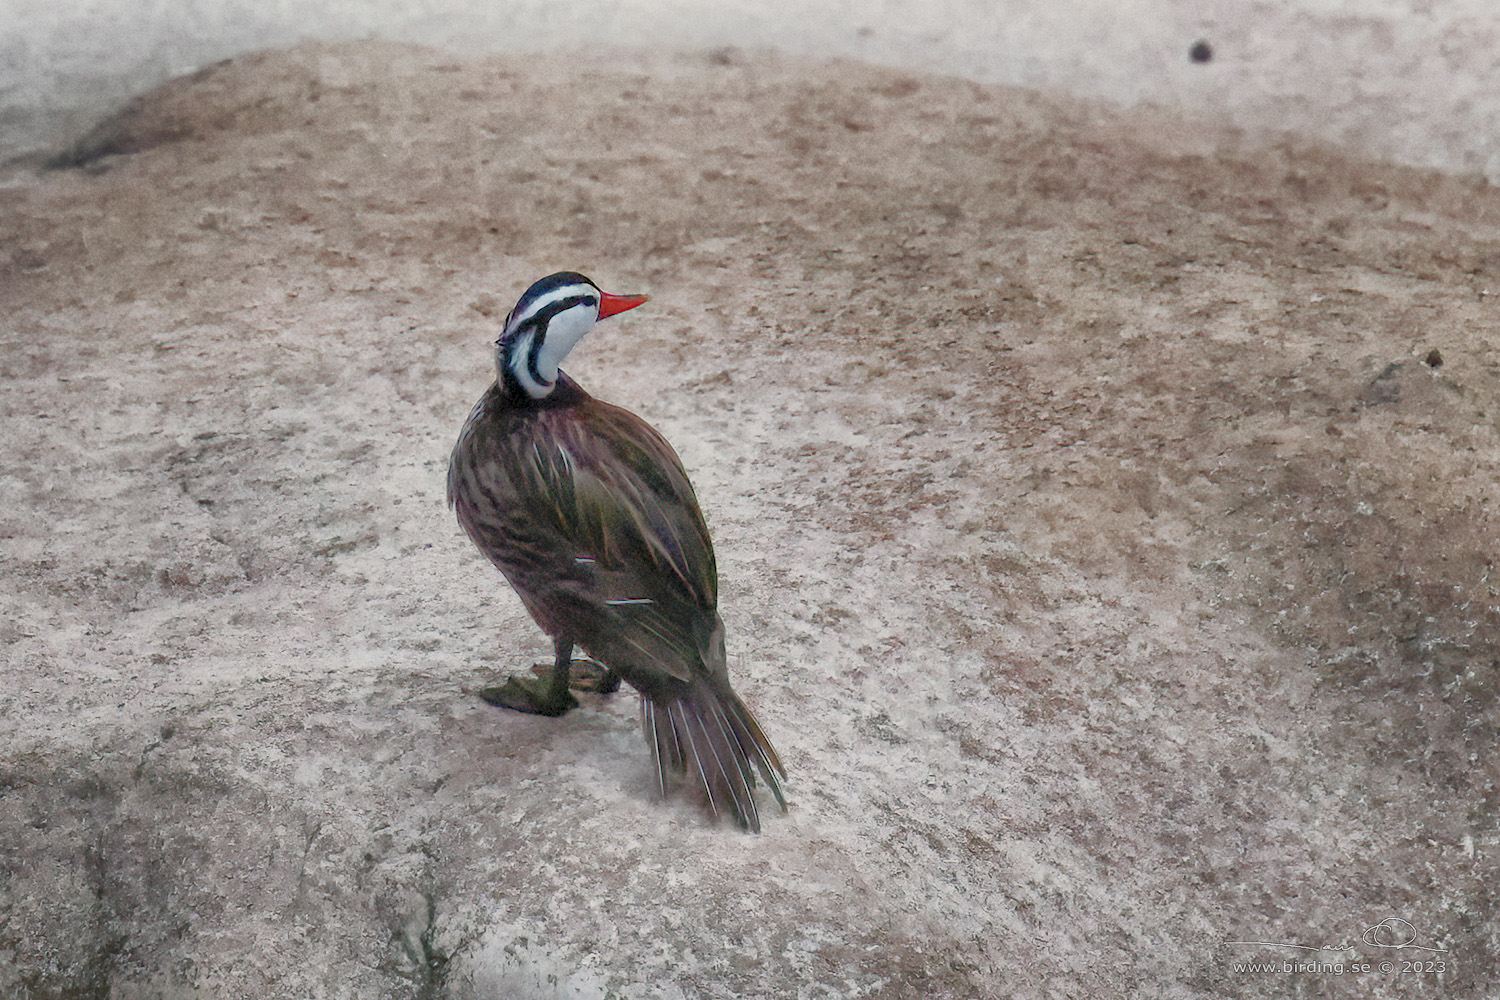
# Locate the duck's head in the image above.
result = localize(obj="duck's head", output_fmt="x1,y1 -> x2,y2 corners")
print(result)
496,271 -> 648,399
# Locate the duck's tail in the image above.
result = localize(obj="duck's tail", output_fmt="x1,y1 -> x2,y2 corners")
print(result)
641,680 -> 787,832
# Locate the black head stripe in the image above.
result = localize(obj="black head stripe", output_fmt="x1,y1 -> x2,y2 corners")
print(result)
517,294 -> 597,384
517,294 -> 597,338
526,324 -> 547,385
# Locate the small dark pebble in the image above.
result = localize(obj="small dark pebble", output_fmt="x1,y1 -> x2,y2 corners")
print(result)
1425,348 -> 1443,368
1190,40 -> 1214,64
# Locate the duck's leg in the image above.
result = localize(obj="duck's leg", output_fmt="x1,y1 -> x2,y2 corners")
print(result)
567,658 -> 621,694
526,648 -> 619,693
479,636 -> 580,717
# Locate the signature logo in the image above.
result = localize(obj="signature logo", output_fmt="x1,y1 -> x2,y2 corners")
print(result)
1228,917 -> 1448,955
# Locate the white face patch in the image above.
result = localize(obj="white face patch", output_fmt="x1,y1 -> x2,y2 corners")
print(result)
505,329 -> 548,398
530,300 -> 598,384
498,282 -> 602,399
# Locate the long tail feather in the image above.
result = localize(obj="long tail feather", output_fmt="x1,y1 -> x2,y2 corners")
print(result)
702,697 -> 758,824
723,696 -> 788,810
643,682 -> 787,832
672,700 -> 720,822
642,700 -> 667,800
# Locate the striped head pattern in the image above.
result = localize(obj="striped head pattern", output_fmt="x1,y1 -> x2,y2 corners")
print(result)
497,271 -> 648,399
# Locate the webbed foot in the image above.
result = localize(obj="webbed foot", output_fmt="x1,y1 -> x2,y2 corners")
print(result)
562,657 -> 621,694
477,639 -> 614,716
515,656 -> 619,693
478,673 -> 579,717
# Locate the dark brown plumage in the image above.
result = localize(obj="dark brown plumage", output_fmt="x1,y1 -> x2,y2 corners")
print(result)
447,272 -> 786,831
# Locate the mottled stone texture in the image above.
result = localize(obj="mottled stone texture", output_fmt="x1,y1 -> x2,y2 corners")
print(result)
1,41 -> 1496,1000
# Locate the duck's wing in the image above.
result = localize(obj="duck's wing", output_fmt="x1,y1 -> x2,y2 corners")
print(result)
450,386 -> 719,688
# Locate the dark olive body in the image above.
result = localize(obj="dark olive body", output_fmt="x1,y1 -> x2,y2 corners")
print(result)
447,274 -> 786,831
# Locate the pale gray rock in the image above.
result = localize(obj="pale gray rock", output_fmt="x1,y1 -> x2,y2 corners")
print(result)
1,41 -> 1495,1000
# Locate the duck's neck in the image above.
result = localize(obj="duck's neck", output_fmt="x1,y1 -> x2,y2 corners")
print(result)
497,368 -> 591,409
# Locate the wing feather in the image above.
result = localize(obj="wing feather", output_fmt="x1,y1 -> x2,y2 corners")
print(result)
450,383 -> 718,688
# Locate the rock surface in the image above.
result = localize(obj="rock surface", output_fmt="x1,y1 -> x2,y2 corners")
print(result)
1,40 -> 1496,999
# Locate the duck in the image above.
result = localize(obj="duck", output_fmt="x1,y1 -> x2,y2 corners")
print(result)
447,271 -> 787,831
